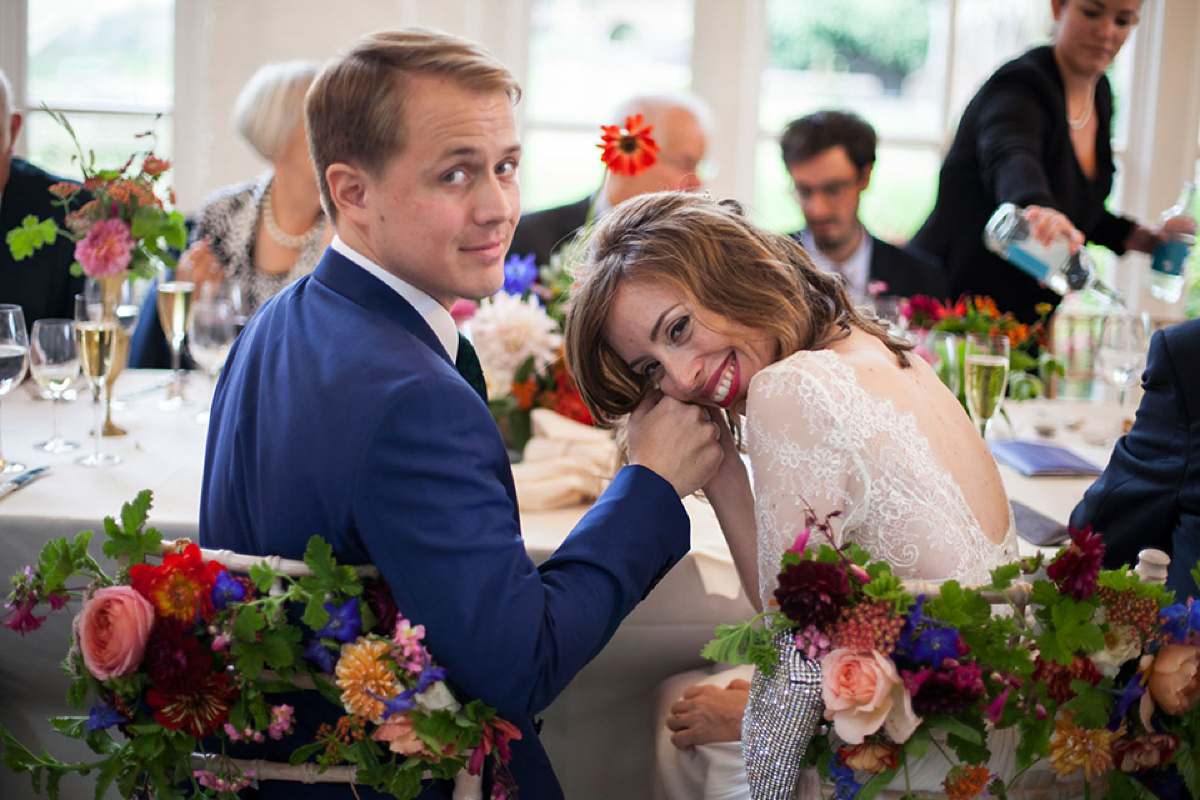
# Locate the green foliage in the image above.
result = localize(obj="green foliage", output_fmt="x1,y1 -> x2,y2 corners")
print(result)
701,615 -> 783,674
6,215 -> 59,261
100,490 -> 161,565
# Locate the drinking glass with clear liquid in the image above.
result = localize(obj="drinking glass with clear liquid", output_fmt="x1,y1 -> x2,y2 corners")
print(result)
964,333 -> 1010,439
0,305 -> 30,474
74,296 -> 121,467
1096,308 -> 1150,409
156,277 -> 195,409
29,318 -> 81,453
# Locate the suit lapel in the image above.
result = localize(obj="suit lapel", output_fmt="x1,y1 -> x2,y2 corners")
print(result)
310,247 -> 453,366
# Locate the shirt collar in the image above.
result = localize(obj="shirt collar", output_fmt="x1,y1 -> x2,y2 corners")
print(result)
330,236 -> 460,360
799,225 -> 874,304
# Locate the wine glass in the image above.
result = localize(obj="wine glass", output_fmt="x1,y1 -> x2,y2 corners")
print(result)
0,305 -> 30,474
1096,308 -> 1150,414
156,271 -> 196,409
189,293 -> 236,424
925,330 -> 962,398
74,295 -> 121,467
29,319 -> 81,453
964,333 -> 1010,439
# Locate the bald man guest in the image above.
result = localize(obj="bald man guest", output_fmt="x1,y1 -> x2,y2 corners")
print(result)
507,92 -> 711,266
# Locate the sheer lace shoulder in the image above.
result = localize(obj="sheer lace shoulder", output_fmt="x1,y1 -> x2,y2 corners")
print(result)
746,349 -> 1018,610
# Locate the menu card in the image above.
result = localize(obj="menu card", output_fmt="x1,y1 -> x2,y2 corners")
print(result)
988,440 -> 1102,477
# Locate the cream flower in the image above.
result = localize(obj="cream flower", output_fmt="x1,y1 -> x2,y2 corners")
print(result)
1091,623 -> 1142,678
415,680 -> 461,714
469,293 -> 562,397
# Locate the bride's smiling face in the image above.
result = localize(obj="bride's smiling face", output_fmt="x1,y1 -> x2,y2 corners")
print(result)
603,277 -> 777,414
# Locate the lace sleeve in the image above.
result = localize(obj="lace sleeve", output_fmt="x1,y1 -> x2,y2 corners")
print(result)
745,358 -> 868,610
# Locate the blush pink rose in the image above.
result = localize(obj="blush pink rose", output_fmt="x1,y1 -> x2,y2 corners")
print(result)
821,648 -> 921,745
371,716 -> 435,757
76,585 -> 156,680
74,218 -> 134,277
1146,643 -> 1200,715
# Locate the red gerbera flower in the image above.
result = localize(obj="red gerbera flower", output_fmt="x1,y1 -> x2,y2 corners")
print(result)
129,543 -> 226,623
146,669 -> 238,738
598,114 -> 660,177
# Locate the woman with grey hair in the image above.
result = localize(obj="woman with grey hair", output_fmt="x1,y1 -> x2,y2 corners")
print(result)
178,59 -> 330,314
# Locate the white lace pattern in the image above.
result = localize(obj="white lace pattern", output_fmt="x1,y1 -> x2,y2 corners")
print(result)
747,349 -> 1018,611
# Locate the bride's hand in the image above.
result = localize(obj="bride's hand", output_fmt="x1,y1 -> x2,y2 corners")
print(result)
703,410 -> 748,496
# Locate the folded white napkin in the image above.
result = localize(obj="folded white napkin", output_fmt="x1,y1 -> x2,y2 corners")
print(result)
511,409 -> 617,512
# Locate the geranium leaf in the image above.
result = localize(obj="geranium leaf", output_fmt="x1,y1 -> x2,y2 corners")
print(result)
701,619 -> 772,667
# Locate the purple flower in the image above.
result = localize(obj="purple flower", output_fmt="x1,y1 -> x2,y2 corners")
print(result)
303,639 -> 337,674
376,688 -> 418,720
415,657 -> 447,693
985,687 -> 1010,724
1046,525 -> 1105,600
829,752 -> 862,799
909,627 -> 963,667
2,599 -> 47,634
86,701 -> 129,732
502,253 -> 538,296
316,598 -> 362,643
1114,672 -> 1146,725
210,571 -> 246,611
1162,604 -> 1190,643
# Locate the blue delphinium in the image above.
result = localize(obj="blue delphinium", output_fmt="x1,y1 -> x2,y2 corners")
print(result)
502,253 -> 538,296
316,597 -> 362,643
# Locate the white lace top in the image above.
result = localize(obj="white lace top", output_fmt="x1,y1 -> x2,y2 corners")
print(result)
747,349 -> 1019,611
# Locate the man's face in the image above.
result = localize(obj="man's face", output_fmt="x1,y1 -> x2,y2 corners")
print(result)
787,145 -> 870,256
349,75 -> 521,308
611,106 -> 707,204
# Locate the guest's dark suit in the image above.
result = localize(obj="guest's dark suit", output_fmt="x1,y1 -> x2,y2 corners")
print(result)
910,45 -> 1135,323
0,158 -> 86,330
200,246 -> 689,799
506,195 -> 592,266
790,230 -> 947,299
1070,318 -> 1200,601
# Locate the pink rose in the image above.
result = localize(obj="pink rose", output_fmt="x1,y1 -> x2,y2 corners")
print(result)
371,716 -> 435,757
1146,643 -> 1200,715
76,586 -> 155,680
821,648 -> 921,745
74,218 -> 134,277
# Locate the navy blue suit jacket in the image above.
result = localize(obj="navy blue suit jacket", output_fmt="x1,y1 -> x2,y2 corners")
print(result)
199,247 -> 690,798
1070,318 -> 1200,601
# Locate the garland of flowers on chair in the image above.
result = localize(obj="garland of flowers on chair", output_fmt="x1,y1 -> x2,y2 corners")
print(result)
1,491 -> 521,800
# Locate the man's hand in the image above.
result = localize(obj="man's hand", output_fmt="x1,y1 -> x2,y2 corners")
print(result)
626,392 -> 723,497
665,680 -> 750,750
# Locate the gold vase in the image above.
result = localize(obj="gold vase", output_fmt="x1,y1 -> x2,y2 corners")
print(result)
97,274 -> 130,436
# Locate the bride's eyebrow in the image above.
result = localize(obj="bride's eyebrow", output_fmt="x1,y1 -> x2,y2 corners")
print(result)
648,305 -> 680,343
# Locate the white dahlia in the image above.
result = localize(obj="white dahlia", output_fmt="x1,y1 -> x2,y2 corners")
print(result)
469,292 -> 562,395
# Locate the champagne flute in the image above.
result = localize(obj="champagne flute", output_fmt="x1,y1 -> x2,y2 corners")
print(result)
157,274 -> 195,409
74,296 -> 121,467
0,305 -> 30,474
189,294 -> 236,424
964,333 -> 1010,439
29,319 -> 81,453
1096,308 -> 1150,408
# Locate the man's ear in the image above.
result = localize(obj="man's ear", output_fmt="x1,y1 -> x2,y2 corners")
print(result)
858,163 -> 873,192
6,112 -> 22,153
326,162 -> 370,224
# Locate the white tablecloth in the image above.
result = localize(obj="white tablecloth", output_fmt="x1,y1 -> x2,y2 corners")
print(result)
0,370 -> 756,800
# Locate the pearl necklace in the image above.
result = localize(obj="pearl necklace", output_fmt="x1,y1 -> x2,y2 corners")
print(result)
262,180 -> 319,250
1067,87 -> 1095,132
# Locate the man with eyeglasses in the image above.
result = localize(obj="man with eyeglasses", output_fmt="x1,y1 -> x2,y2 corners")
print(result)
782,110 -> 945,304
508,92 -> 712,268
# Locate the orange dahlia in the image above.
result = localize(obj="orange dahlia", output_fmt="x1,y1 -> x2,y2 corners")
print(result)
335,637 -> 399,723
598,114 -> 659,176
1048,712 -> 1122,780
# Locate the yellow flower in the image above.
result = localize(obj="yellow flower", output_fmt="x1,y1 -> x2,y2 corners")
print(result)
335,637 -> 398,723
1048,712 -> 1123,780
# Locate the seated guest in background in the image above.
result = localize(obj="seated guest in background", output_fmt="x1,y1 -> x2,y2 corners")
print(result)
1071,317 -> 1200,601
781,110 -> 944,305
506,91 -> 711,267
200,28 -> 723,799
908,0 -> 1158,324
130,60 -> 329,366
0,68 -> 87,330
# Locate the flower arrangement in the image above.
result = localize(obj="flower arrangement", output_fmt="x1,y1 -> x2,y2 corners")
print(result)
903,295 -> 1061,402
0,491 -> 519,800
6,109 -> 187,280
703,505 -> 1200,800
598,114 -> 659,176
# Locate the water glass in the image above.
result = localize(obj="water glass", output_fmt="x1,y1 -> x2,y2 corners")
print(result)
0,305 -> 30,474
1096,308 -> 1150,408
964,333 -> 1010,439
74,295 -> 121,467
30,319 -> 80,453
190,295 -> 236,424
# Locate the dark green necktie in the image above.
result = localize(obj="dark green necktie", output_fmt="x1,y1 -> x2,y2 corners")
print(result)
455,333 -> 488,403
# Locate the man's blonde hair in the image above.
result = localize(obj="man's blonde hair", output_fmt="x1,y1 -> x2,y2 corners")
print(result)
305,27 -> 521,221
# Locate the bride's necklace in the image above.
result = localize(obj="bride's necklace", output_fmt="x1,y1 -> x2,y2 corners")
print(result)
1067,85 -> 1095,131
262,180 -> 318,250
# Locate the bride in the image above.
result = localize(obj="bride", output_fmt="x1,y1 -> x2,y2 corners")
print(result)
564,191 -> 1072,798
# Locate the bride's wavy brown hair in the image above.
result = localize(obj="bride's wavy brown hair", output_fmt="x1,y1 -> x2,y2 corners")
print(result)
564,190 -> 913,426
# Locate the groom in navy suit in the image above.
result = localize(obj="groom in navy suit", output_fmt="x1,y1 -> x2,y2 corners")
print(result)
1071,317 -> 1200,601
199,28 -> 724,800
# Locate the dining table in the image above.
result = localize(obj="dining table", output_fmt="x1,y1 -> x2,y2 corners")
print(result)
0,371 -> 1128,800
